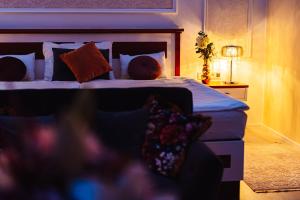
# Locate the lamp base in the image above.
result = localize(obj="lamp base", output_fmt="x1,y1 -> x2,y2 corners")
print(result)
224,81 -> 238,84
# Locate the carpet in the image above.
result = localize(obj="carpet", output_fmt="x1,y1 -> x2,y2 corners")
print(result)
244,135 -> 300,193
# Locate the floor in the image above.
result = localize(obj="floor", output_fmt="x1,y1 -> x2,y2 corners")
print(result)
240,125 -> 300,200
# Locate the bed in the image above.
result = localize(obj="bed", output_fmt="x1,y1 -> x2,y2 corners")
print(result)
0,28 -> 248,200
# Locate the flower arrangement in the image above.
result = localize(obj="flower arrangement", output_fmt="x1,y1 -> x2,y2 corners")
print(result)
195,31 -> 216,83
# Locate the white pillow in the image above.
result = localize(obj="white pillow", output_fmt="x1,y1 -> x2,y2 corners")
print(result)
120,52 -> 166,79
94,41 -> 115,80
43,41 -> 114,81
94,41 -> 112,66
0,53 -> 35,81
43,42 -> 83,81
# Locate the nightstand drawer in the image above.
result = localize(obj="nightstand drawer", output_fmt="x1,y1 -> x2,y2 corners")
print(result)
216,88 -> 247,100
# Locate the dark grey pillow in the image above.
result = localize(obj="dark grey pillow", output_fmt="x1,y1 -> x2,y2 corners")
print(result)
94,109 -> 148,158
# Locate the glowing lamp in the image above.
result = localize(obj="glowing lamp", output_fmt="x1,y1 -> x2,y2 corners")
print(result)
221,45 -> 243,84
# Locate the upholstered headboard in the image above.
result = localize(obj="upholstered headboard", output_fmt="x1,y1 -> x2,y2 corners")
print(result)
0,28 -> 184,77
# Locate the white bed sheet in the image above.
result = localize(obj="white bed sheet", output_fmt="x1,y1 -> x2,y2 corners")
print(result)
80,78 -> 249,112
0,78 -> 249,112
0,81 -> 80,90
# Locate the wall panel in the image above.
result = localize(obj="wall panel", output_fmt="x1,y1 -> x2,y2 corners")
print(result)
264,0 -> 300,143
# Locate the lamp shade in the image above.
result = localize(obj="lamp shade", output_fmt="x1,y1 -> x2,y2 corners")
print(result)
221,46 -> 243,57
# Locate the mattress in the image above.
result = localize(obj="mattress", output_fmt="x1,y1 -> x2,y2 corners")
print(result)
82,78 -> 249,112
0,78 -> 249,113
197,110 -> 247,141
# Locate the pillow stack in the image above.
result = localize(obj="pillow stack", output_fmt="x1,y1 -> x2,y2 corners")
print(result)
59,42 -> 112,83
0,41 -> 168,82
52,48 -> 110,81
43,41 -> 113,83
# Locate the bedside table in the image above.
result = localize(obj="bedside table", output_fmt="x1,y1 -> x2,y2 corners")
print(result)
207,81 -> 249,101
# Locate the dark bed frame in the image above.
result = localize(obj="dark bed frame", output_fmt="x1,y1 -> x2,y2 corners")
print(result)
0,28 -> 240,200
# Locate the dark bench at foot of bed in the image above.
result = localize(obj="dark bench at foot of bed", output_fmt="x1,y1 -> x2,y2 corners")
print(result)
0,87 -> 193,116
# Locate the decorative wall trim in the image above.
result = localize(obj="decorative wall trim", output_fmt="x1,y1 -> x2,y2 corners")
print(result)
0,29 -> 184,34
203,0 -> 253,57
0,0 -> 177,13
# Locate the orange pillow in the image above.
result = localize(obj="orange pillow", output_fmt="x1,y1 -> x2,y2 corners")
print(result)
60,42 -> 112,83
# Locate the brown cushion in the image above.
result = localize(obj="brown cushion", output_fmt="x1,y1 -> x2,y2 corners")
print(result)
0,57 -> 27,81
60,42 -> 112,83
128,56 -> 161,80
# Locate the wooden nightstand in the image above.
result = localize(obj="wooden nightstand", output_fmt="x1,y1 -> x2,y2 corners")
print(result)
208,81 -> 249,101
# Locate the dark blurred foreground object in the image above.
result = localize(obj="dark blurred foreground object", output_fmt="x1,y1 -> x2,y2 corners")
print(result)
0,87 -> 223,200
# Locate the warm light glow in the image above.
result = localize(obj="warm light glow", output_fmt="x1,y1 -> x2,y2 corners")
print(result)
212,60 -> 219,71
211,59 -> 229,81
221,46 -> 243,57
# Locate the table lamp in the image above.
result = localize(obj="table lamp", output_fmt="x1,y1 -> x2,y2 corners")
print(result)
221,45 -> 243,84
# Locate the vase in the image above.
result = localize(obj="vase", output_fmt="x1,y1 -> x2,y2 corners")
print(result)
201,63 -> 210,84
